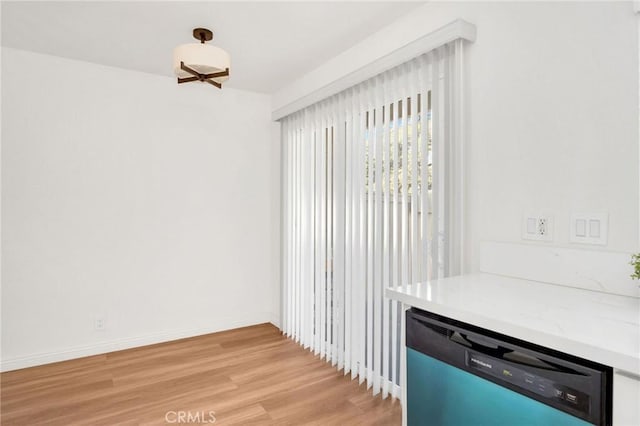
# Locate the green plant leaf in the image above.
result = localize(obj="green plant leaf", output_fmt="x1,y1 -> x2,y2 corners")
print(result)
631,253 -> 640,280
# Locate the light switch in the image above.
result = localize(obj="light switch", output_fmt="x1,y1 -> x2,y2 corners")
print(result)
527,218 -> 536,235
570,213 -> 608,245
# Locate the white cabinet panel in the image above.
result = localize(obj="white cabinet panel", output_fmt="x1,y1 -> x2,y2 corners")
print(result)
613,371 -> 640,426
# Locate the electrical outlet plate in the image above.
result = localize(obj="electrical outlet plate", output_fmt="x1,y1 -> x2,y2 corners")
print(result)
522,214 -> 554,242
95,315 -> 106,331
570,213 -> 608,245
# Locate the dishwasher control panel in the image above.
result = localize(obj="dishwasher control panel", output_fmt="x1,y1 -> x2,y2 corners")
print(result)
466,351 -> 590,416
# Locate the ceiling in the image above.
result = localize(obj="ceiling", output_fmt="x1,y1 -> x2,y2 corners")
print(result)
1,1 -> 423,93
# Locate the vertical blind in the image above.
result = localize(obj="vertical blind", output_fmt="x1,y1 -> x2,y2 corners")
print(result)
281,41 -> 463,400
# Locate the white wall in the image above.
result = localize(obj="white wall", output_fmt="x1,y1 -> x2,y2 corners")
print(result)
274,1 -> 640,273
270,122 -> 282,328
1,48 -> 278,370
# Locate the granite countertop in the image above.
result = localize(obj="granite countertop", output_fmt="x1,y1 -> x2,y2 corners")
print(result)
385,273 -> 640,375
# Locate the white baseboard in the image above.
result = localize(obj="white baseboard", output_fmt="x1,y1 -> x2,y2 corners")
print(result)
269,312 -> 282,330
0,312 -> 273,372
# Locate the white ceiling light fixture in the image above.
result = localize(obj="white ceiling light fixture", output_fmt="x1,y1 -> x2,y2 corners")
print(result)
173,28 -> 230,89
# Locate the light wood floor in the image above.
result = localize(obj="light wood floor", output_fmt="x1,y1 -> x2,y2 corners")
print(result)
1,323 -> 401,425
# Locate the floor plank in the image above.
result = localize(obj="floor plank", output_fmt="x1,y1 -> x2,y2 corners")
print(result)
1,323 -> 401,425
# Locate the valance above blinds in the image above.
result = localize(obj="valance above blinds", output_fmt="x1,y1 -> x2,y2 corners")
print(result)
280,39 -> 466,401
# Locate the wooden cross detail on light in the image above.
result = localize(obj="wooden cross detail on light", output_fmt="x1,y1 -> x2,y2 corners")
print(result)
177,61 -> 230,89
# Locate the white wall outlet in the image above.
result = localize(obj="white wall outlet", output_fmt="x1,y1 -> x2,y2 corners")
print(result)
570,213 -> 608,245
94,315 -> 106,331
522,214 -> 554,242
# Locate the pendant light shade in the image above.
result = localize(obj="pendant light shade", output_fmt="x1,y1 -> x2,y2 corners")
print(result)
173,28 -> 230,89
173,44 -> 230,80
